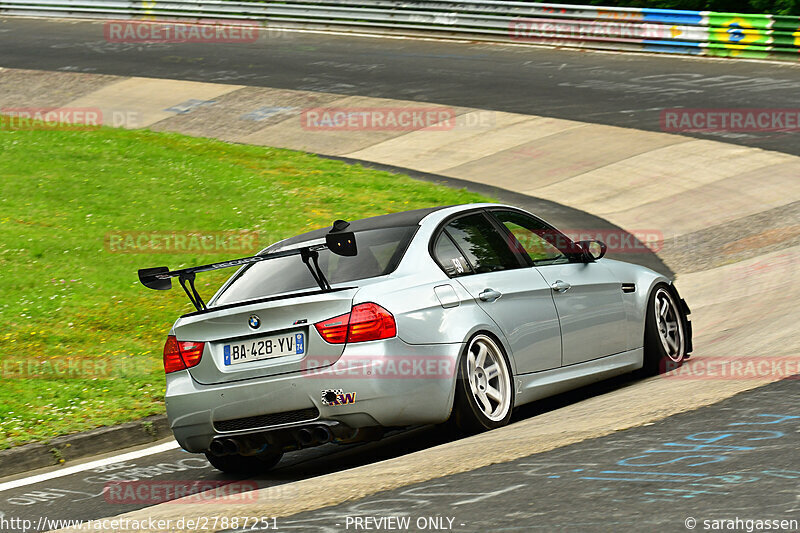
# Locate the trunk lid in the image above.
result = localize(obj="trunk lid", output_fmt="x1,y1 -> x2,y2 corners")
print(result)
172,288 -> 357,385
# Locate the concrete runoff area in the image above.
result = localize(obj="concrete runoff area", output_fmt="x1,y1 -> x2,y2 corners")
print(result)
0,67 -> 791,276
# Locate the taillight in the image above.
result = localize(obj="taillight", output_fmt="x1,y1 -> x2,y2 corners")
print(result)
163,336 -> 183,373
314,303 -> 396,344
178,341 -> 205,368
163,335 -> 205,373
348,303 -> 397,343
315,312 -> 350,344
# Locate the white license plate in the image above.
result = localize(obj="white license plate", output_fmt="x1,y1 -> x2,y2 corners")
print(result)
223,332 -> 305,366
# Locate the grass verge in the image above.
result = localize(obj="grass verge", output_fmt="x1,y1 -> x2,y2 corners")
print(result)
0,124 -> 491,449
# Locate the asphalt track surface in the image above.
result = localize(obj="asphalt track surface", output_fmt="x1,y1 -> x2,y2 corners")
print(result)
274,378 -> 800,533
0,426 -> 448,527
3,376 -> 795,530
1,18 -> 800,156
0,375 -> 640,528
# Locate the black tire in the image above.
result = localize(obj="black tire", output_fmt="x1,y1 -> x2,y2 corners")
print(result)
204,450 -> 283,475
451,333 -> 514,433
642,283 -> 691,376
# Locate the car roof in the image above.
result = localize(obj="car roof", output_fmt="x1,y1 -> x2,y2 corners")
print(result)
275,205 -> 455,248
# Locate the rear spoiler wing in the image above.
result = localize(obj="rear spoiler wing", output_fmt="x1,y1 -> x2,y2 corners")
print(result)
137,221 -> 357,312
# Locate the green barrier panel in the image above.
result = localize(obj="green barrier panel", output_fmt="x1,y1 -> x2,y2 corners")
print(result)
704,42 -> 799,60
770,31 -> 798,47
770,15 -> 800,32
706,27 -> 769,45
708,12 -> 772,49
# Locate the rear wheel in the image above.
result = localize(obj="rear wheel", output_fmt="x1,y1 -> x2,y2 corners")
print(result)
452,334 -> 514,433
204,450 -> 283,475
643,284 -> 688,375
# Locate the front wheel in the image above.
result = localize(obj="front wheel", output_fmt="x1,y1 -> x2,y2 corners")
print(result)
452,334 -> 514,433
204,450 -> 283,475
643,284 -> 690,375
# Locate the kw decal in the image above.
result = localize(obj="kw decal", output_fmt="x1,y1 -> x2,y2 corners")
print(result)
321,388 -> 357,406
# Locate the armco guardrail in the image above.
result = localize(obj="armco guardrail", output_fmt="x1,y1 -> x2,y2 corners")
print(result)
1,0 -> 798,61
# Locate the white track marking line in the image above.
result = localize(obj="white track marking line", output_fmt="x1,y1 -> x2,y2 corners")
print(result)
0,441 -> 179,493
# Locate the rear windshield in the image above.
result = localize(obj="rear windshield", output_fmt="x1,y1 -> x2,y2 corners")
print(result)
213,226 -> 416,305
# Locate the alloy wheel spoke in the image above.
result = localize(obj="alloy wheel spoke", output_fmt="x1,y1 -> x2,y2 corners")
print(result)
659,298 -> 670,318
485,385 -> 502,403
665,335 -> 679,352
484,363 -> 499,380
476,344 -> 488,368
476,390 -> 492,415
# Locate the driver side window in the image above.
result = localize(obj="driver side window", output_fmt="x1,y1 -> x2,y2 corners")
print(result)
491,210 -> 573,266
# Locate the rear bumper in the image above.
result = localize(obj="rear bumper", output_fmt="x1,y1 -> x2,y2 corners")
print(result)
166,338 -> 463,452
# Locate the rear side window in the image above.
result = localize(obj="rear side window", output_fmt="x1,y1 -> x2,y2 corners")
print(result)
440,213 -> 521,274
433,231 -> 473,277
214,226 -> 416,305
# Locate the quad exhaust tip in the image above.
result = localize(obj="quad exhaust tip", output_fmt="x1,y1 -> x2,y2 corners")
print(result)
293,425 -> 333,447
294,428 -> 314,446
312,426 -> 332,444
208,439 -> 226,456
210,424 -> 339,456
222,438 -> 239,455
209,438 -> 242,456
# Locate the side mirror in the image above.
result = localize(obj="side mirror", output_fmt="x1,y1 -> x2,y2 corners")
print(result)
578,240 -> 607,262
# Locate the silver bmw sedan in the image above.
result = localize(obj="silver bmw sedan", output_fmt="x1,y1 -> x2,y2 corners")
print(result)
139,203 -> 692,473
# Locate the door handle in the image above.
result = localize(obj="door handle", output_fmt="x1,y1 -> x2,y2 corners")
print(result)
479,288 -> 502,302
551,280 -> 571,293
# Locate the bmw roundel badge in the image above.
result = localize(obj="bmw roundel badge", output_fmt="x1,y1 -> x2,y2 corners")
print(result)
248,315 -> 261,329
